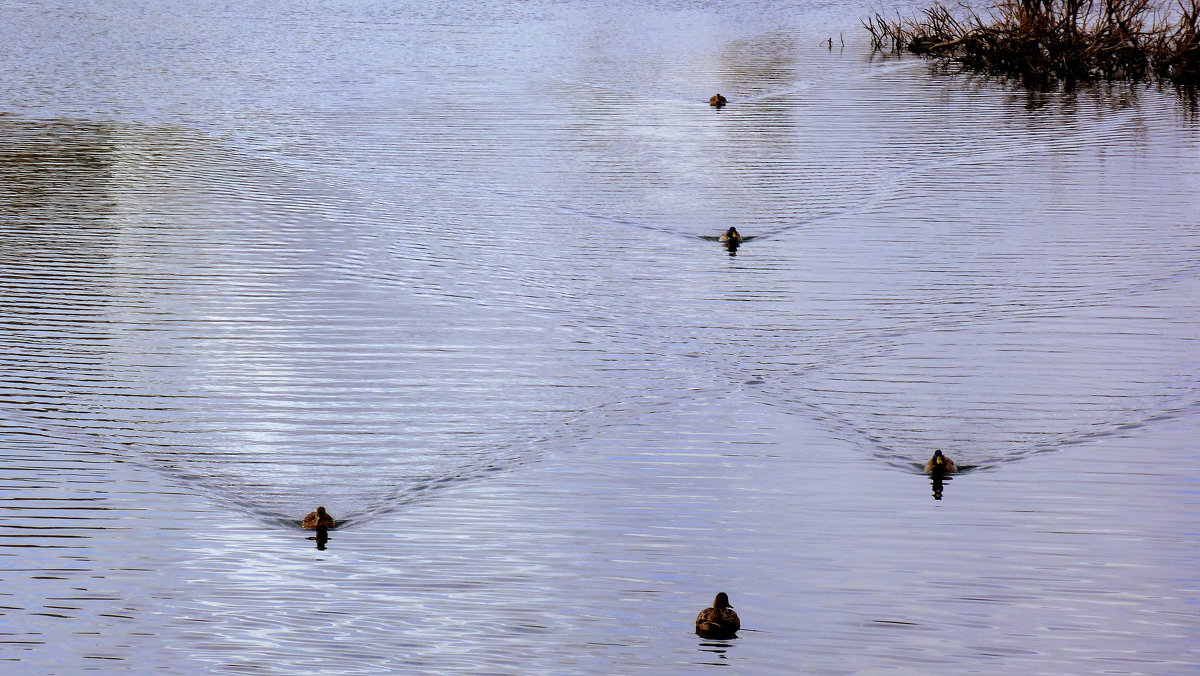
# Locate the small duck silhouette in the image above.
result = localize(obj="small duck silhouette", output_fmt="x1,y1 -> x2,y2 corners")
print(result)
301,506 -> 336,530
695,592 -> 740,639
924,450 -> 958,474
719,226 -> 743,244
709,93 -> 727,107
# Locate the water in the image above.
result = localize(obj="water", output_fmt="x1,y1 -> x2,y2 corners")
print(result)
1,0 -> 1198,673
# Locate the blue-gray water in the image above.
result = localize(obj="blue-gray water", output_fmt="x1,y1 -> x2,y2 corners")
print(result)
2,0 -> 1198,673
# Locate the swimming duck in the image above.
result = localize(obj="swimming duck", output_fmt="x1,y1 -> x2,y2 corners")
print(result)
719,226 -> 743,244
695,592 -> 740,639
924,450 -> 958,474
709,93 -> 727,107
301,506 -> 336,530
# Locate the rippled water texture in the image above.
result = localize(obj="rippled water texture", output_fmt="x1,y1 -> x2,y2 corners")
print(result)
2,0 -> 1198,673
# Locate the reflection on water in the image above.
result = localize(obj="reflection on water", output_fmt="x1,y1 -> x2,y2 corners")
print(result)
1,0 -> 1198,673
307,530 -> 330,551
696,638 -> 736,666
930,471 -> 950,500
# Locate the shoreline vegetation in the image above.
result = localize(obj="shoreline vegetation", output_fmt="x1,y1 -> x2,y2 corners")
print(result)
863,0 -> 1199,88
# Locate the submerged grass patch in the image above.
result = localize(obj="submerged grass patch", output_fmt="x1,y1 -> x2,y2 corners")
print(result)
864,0 -> 1200,87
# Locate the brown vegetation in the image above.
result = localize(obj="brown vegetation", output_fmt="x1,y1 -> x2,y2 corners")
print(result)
864,0 -> 1200,87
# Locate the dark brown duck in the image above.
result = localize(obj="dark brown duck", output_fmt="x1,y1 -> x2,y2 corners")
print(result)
695,592 -> 740,639
924,450 -> 957,474
301,506 -> 336,530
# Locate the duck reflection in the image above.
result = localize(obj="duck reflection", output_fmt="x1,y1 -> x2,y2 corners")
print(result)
697,636 -> 735,662
306,529 -> 331,550
929,471 -> 949,500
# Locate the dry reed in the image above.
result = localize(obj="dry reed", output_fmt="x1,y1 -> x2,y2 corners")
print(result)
863,0 -> 1199,86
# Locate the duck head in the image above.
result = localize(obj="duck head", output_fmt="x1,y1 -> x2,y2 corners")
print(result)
713,592 -> 733,609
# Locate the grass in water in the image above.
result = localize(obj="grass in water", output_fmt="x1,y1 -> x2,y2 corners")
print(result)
864,0 -> 1199,87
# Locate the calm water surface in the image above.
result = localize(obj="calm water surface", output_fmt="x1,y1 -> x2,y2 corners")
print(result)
1,0 -> 1198,673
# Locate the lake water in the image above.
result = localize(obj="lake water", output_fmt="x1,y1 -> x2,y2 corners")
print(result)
2,0 -> 1198,673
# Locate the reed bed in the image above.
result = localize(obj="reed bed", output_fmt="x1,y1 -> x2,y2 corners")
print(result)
864,0 -> 1199,86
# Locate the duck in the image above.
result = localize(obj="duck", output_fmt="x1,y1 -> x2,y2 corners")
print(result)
301,506 -> 336,530
695,592 -> 740,639
719,226 -> 743,244
709,93 -> 727,107
924,450 -> 958,474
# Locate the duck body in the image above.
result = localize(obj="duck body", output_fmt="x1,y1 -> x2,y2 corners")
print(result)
718,226 -> 743,244
709,93 -> 727,107
695,592 -> 740,639
302,506 -> 336,530
924,450 -> 957,474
